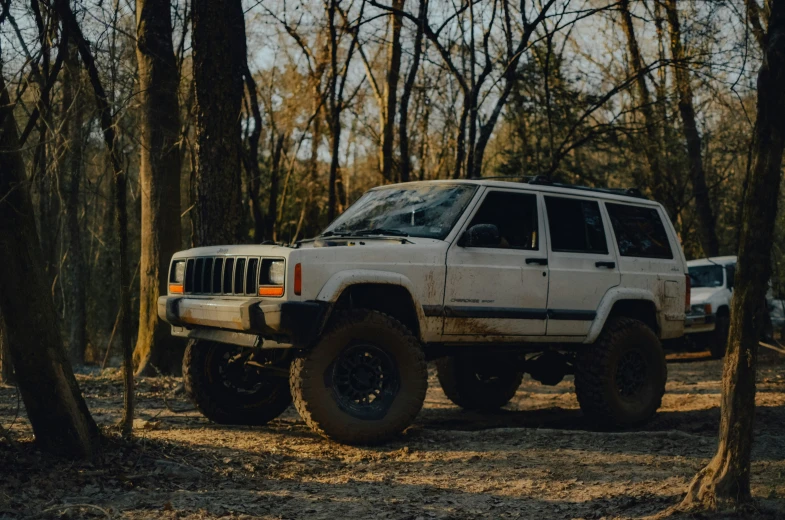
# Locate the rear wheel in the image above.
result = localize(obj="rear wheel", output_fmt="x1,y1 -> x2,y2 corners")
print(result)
290,309 -> 427,445
574,317 -> 666,428
436,355 -> 523,411
183,340 -> 292,425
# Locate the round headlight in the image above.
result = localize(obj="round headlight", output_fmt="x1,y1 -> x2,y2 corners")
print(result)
268,260 -> 285,286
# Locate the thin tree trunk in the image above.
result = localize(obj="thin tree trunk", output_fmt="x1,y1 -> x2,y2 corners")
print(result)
134,0 -> 184,376
62,41 -> 87,365
664,0 -> 720,257
380,0 -> 405,182
243,67 -> 264,242
619,0 -> 671,216
399,0 -> 426,183
266,134 -> 286,240
56,0 -> 133,436
0,66 -> 100,459
305,90 -> 324,237
192,0 -> 246,246
678,0 -> 785,511
0,315 -> 13,385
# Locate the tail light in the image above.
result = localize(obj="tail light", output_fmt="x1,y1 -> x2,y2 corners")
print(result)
685,274 -> 691,312
294,263 -> 302,296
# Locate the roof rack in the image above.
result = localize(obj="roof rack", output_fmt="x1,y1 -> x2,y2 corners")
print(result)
472,174 -> 646,199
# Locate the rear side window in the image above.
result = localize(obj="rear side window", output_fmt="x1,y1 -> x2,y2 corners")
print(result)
467,191 -> 539,250
606,203 -> 673,259
545,196 -> 608,254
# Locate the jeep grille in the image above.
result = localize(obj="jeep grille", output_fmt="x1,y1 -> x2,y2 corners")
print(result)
182,256 -> 261,296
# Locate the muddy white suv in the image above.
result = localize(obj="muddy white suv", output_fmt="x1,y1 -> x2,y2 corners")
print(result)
159,178 -> 689,444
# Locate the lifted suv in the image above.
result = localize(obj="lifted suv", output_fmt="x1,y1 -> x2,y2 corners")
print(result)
160,178 -> 689,444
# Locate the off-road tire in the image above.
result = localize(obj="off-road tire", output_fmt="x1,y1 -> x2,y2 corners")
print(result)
289,309 -> 427,445
436,355 -> 523,411
708,311 -> 730,359
574,317 -> 667,428
183,340 -> 292,425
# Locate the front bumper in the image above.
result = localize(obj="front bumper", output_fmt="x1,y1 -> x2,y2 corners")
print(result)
157,296 -> 329,348
684,312 -> 716,334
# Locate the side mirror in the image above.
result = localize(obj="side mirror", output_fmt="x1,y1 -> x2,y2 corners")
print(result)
459,224 -> 501,248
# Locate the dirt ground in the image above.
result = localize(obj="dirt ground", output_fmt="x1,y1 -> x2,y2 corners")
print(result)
1,349 -> 785,520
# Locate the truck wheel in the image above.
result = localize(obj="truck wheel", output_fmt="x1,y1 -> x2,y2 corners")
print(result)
574,317 -> 666,428
183,340 -> 292,425
436,355 -> 523,411
289,309 -> 427,445
708,311 -> 730,359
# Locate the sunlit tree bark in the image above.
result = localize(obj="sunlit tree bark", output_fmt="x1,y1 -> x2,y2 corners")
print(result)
677,0 -> 785,511
133,0 -> 184,376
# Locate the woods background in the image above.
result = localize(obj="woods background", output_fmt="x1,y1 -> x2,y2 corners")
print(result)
0,0 -> 781,370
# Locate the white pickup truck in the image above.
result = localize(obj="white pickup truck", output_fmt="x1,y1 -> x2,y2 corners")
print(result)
159,178 -> 689,444
684,256 -> 736,358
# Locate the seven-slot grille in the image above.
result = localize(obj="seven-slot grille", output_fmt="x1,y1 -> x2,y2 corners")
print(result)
182,256 -> 262,295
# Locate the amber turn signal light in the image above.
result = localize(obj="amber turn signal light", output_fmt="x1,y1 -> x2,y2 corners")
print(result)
294,263 -> 302,295
258,286 -> 284,297
169,283 -> 184,294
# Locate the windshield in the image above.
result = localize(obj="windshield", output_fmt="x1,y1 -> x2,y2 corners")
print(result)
323,184 -> 478,240
689,265 -> 725,288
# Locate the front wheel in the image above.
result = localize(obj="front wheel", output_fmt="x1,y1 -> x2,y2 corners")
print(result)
183,340 -> 292,425
436,355 -> 523,411
574,317 -> 666,428
289,309 -> 427,445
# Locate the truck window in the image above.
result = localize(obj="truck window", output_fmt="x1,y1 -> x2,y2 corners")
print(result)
605,203 -> 673,259
545,196 -> 608,254
467,191 -> 538,249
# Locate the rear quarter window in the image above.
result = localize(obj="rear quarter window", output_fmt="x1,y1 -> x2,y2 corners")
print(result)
606,203 -> 673,259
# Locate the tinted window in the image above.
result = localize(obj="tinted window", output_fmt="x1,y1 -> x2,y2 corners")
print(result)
606,203 -> 673,259
545,197 -> 608,254
467,191 -> 538,250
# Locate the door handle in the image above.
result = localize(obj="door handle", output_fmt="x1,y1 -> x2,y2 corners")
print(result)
526,258 -> 548,266
595,261 -> 616,269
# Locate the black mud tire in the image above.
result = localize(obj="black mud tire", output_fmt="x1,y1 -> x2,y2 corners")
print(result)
183,340 -> 292,425
289,309 -> 427,445
708,311 -> 730,359
435,355 -> 523,411
574,317 -> 667,428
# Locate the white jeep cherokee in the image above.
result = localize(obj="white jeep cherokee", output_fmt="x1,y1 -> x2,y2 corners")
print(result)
159,178 -> 689,444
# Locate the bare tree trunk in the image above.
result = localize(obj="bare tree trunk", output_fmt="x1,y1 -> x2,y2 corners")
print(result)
619,0 -> 672,215
326,0 -> 341,221
243,67 -> 264,242
0,315 -> 13,385
399,0 -> 426,183
380,0 -> 404,182
192,0 -> 246,246
0,66 -> 100,459
56,0 -> 134,436
266,134 -> 286,240
61,42 -> 87,365
134,0 -> 184,376
678,0 -> 785,511
664,0 -> 720,257
305,93 -> 324,237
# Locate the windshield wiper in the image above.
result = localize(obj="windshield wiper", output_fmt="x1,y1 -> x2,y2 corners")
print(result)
352,228 -> 409,237
320,228 -> 409,238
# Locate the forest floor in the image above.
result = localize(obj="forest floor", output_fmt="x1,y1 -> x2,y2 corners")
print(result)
1,348 -> 785,520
